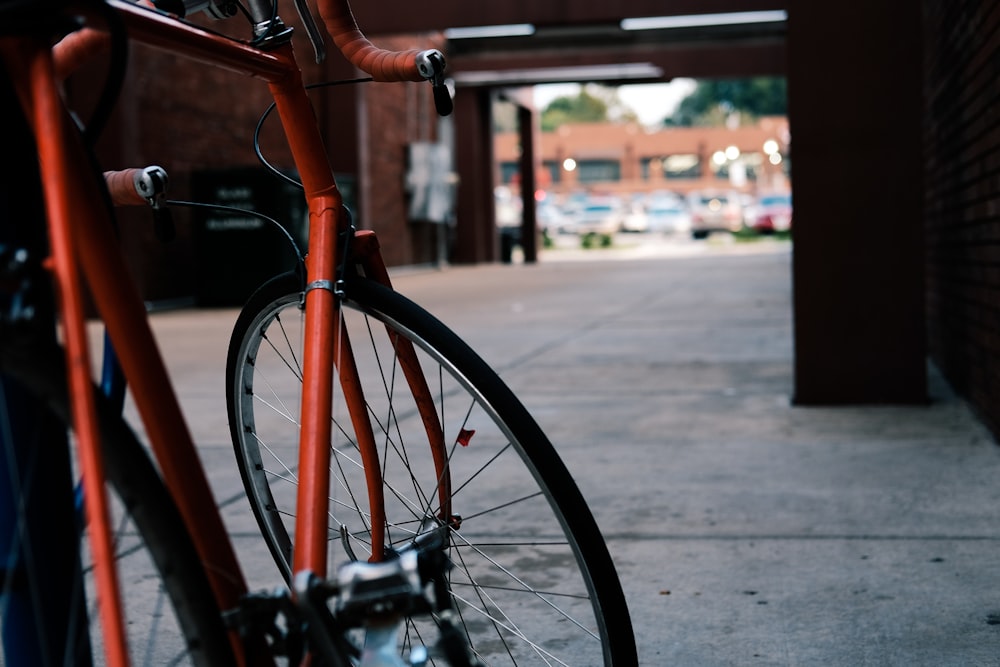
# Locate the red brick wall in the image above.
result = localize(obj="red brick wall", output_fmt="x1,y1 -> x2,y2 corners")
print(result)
493,118 -> 791,197
924,0 -> 1000,436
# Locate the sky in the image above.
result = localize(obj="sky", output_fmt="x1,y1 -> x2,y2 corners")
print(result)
533,79 -> 698,127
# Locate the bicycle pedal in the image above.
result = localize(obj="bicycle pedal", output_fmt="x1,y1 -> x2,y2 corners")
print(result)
336,550 -> 423,620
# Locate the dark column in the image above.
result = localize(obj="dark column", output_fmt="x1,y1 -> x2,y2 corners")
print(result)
452,87 -> 497,263
787,0 -> 926,403
517,105 -> 538,263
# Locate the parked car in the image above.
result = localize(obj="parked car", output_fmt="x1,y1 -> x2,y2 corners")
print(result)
567,198 -> 625,235
736,192 -> 759,227
686,190 -> 743,239
620,201 -> 650,232
751,192 -> 793,233
646,199 -> 693,235
537,201 -> 570,235
558,190 -> 590,226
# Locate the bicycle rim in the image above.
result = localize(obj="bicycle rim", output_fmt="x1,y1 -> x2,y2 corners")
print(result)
0,343 -> 236,667
227,273 -> 636,665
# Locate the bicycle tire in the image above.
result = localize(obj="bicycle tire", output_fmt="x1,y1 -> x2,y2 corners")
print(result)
226,271 -> 637,666
0,338 -> 237,667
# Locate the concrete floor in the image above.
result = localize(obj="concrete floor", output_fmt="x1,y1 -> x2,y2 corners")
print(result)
143,237 -> 1000,665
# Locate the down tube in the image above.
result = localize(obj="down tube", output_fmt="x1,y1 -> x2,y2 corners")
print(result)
11,39 -> 130,667
23,55 -> 259,666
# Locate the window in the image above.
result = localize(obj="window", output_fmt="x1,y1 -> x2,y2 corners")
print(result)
499,161 -> 519,184
543,161 -> 561,183
576,160 -> 621,183
643,154 -> 701,180
711,152 -> 764,182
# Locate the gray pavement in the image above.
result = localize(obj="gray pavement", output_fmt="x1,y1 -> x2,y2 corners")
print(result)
139,236 -> 1000,666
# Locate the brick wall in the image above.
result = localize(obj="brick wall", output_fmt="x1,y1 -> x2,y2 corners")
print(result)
924,0 -> 1000,435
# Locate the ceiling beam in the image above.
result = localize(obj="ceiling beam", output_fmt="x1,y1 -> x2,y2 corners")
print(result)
353,4 -> 787,85
449,42 -> 786,86
355,0 -> 788,35
446,16 -> 787,86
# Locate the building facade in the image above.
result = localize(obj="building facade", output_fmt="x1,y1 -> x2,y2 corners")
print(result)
494,117 -> 790,198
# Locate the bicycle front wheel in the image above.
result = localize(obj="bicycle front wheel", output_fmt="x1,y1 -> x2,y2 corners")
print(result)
227,272 -> 636,665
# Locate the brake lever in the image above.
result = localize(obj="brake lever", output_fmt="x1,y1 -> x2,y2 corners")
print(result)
292,0 -> 327,63
416,50 -> 453,117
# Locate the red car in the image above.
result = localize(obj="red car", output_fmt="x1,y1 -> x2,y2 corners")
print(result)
751,192 -> 793,234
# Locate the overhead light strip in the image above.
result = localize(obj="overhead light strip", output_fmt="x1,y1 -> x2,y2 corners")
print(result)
621,10 -> 788,31
444,24 -> 536,40
452,63 -> 664,86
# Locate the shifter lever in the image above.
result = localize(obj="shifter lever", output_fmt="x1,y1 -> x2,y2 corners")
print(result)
416,50 -> 453,116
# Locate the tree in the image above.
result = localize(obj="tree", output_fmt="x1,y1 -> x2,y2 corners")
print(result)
540,84 -> 638,131
667,78 -> 786,127
492,99 -> 518,132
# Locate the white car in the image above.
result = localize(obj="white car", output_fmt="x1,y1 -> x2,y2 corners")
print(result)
537,202 -> 570,235
568,198 -> 624,235
620,202 -> 650,232
686,190 -> 743,239
646,200 -> 693,235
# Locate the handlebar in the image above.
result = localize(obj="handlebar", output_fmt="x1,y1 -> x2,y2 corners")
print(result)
105,167 -> 176,240
104,169 -> 148,206
52,28 -> 109,80
315,0 -> 452,114
54,0 -> 451,112
315,0 -> 428,82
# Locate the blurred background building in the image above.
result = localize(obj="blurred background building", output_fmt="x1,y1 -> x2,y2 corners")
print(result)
494,117 -> 790,196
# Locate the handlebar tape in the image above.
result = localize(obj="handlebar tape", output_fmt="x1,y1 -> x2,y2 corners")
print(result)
315,0 -> 425,82
52,2 -> 162,79
52,28 -> 110,80
104,168 -> 176,241
104,169 -> 147,207
55,1 -> 426,83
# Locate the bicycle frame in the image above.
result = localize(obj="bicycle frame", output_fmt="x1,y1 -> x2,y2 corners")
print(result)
1,1 -> 451,664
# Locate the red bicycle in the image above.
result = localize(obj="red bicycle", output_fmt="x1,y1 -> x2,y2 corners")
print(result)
0,0 -> 637,664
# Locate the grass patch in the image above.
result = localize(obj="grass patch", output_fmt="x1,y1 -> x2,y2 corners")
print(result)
581,232 -> 613,249
732,228 -> 792,242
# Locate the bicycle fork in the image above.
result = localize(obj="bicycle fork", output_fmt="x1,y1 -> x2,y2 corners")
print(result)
265,46 -> 454,577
